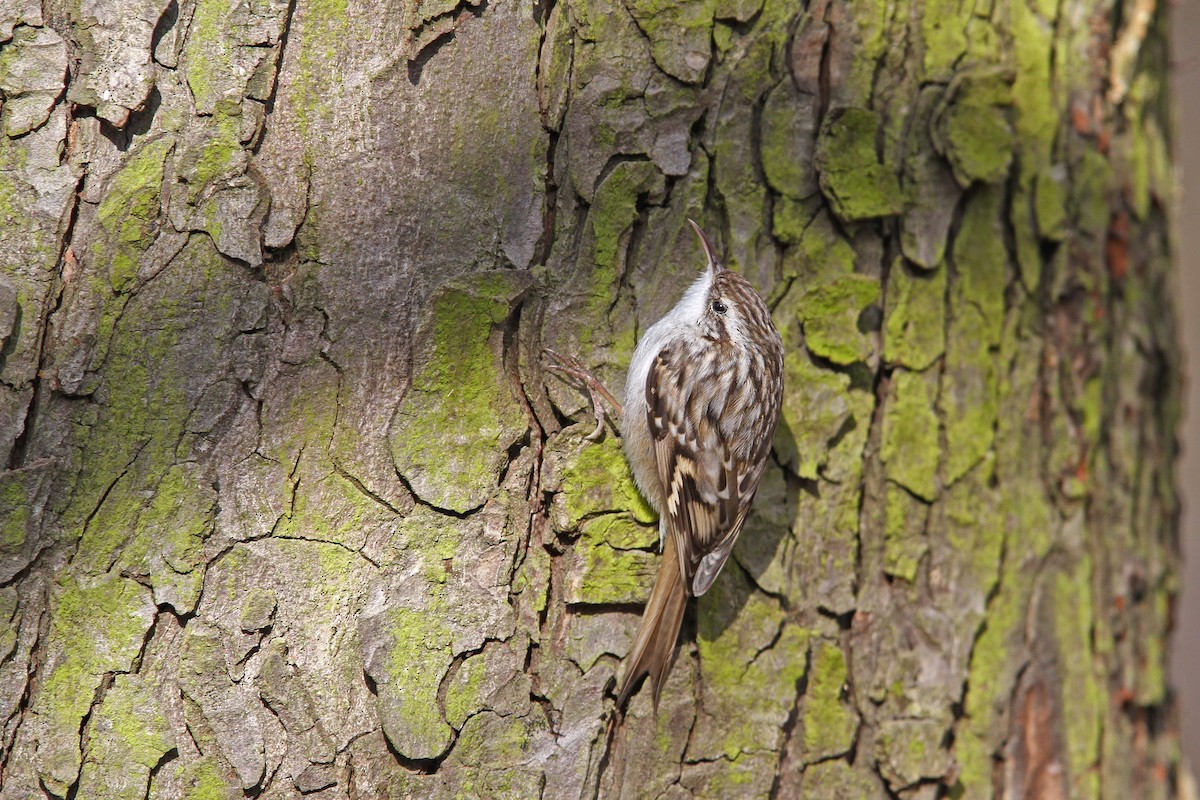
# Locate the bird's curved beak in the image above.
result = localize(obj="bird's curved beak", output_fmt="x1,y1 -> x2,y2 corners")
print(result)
687,218 -> 725,274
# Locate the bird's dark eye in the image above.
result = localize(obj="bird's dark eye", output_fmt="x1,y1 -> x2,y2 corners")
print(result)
711,300 -> 727,314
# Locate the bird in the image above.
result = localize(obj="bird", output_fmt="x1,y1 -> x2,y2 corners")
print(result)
613,219 -> 784,710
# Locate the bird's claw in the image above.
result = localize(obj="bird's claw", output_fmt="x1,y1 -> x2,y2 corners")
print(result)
541,348 -> 623,439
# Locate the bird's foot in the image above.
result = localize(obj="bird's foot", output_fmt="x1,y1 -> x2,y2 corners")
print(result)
541,348 -> 623,441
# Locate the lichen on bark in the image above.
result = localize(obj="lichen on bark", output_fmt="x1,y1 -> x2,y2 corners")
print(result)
0,0 -> 1184,795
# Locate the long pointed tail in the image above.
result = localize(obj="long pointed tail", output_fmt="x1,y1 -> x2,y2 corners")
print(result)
616,539 -> 688,711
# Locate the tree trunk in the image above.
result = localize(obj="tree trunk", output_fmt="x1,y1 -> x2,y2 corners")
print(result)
0,0 -> 1183,796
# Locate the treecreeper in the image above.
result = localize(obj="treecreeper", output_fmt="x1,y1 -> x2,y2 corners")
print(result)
547,220 -> 785,712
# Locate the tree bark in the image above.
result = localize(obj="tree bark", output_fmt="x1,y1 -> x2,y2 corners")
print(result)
0,0 -> 1183,797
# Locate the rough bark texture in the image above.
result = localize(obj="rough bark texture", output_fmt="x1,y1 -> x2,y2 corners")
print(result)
0,0 -> 1183,797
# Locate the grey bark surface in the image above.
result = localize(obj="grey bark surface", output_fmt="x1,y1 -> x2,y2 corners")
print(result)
0,0 -> 1185,797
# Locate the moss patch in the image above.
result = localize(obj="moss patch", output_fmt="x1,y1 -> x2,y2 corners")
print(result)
77,674 -> 174,799
176,107 -> 245,205
760,78 -> 817,200
176,755 -> 238,800
563,531 -> 658,604
932,68 -> 1014,187
881,368 -> 941,501
801,640 -> 857,761
94,136 -> 175,292
378,607 -> 454,760
1053,556 -> 1103,796
921,0 -> 969,81
34,575 -> 156,794
695,563 -> 810,759
884,258 -> 946,370
884,482 -> 928,581
624,0 -> 715,83
814,108 -> 903,221
558,434 -> 657,525
0,469 -> 31,553
389,272 -> 531,513
775,351 -> 852,480
800,274 -> 880,366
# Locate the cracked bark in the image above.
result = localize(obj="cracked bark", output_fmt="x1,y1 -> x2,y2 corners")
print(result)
0,0 -> 1185,797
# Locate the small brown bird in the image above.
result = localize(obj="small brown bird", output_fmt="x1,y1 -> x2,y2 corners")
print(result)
615,220 -> 784,710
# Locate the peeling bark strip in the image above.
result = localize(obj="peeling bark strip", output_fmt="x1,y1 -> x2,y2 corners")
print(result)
0,0 -> 1182,795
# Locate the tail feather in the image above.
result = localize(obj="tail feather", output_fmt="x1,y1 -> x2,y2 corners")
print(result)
616,540 -> 688,711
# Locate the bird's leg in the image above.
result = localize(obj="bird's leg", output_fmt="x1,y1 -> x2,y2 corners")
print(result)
541,348 -> 624,441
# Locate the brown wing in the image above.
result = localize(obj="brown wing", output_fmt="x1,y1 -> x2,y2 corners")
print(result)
646,343 -> 773,596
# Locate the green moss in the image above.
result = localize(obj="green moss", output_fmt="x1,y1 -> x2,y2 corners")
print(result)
1143,116 -> 1171,218
1035,170 -> 1068,241
942,456 -> 1003,598
559,434 -> 657,525
591,161 -> 659,275
182,0 -> 283,112
940,303 -> 996,486
1009,184 -> 1042,293
380,607 -> 454,759
814,108 -> 903,221
292,0 -> 349,138
714,0 -> 763,21
884,258 -> 946,370
712,19 -> 735,51
93,136 -> 175,292
275,459 -> 388,559
624,0 -> 715,83
824,386 -> 875,484
582,513 -> 658,549
1137,591 -> 1169,705
1072,148 -> 1115,239
389,272 -> 529,513
939,188 -> 1007,485
922,0 -> 969,81
881,368 -> 941,501
697,562 -> 809,758
113,462 -> 214,613
779,210 -> 857,298
760,79 -> 815,200
1009,0 -> 1056,174
950,482 -> 1036,800
884,482 -> 928,581
800,274 -> 880,365
179,107 -> 243,204
584,161 -> 664,341
239,587 -> 277,632
789,475 -> 863,614
772,195 -> 822,245
453,711 -> 542,768
35,575 -> 154,792
0,471 -> 30,552
182,0 -> 227,113
687,752 -> 771,796
843,0 -> 892,104
1053,557 -> 1102,796
443,652 -> 488,729
775,351 -> 851,480
567,535 -> 656,604
965,17 -> 1000,63
952,187 -> 1008,344
70,240 -> 237,578
178,756 -> 237,800
802,640 -> 856,759
801,758 -> 882,796
78,674 -> 173,798
933,68 -> 1014,187
956,560 -> 1025,798
877,718 -> 952,787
